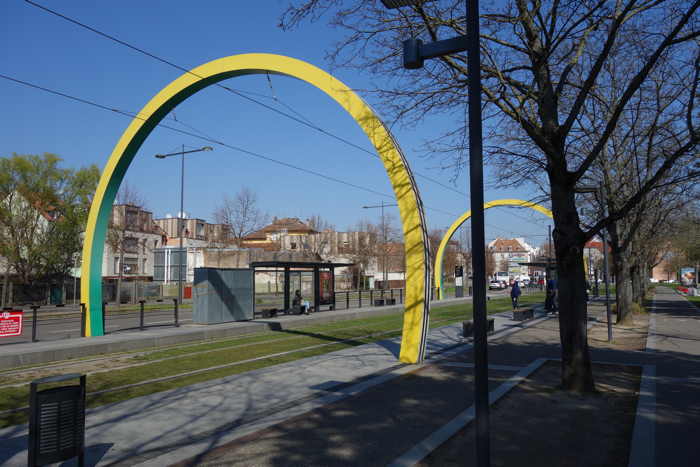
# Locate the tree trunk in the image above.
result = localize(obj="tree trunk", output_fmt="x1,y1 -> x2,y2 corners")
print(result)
613,251 -> 634,324
551,182 -> 595,393
630,262 -> 641,304
1,265 -> 10,308
116,246 -> 124,310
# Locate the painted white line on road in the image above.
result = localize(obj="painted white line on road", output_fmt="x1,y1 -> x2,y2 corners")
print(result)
435,362 -> 526,372
628,364 -> 656,467
388,358 -> 547,467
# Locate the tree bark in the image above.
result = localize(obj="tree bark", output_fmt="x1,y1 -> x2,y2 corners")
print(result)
551,182 -> 595,392
613,251 -> 634,324
1,265 -> 9,308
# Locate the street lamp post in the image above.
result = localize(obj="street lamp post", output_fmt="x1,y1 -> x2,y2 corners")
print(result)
380,1 -> 490,465
362,201 -> 398,290
155,145 -> 213,307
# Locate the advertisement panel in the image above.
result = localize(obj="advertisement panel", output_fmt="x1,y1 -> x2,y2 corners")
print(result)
680,267 -> 696,286
0,310 -> 23,337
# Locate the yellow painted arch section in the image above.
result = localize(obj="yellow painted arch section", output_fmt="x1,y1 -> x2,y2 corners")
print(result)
81,53 -> 431,363
434,199 -> 553,297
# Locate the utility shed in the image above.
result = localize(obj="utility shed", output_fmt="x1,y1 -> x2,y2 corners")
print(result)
192,267 -> 254,323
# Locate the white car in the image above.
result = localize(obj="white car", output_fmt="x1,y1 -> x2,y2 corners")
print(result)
489,281 -> 505,290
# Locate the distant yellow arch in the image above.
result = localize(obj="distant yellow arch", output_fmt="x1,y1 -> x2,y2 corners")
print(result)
81,53 -> 431,364
434,199 -> 553,297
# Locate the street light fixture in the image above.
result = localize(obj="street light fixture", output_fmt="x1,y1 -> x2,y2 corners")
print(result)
362,201 -> 398,290
379,1 -> 490,465
575,185 -> 612,342
154,145 -> 214,310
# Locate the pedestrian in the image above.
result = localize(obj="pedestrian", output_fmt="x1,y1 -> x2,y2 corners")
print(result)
545,278 -> 557,314
511,280 -> 522,310
292,289 -> 305,315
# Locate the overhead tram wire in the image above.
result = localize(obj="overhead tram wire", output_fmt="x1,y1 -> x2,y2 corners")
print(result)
23,0 -> 467,199
0,73 -> 460,220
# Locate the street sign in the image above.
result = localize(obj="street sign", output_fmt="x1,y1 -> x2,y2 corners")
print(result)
0,310 -> 23,337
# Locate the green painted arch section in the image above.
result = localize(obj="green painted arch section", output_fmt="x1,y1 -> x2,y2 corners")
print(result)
434,199 -> 553,298
81,53 -> 432,364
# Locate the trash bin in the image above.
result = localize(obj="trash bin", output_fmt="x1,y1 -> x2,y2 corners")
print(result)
29,374 -> 86,467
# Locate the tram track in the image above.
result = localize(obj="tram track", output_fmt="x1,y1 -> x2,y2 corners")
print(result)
0,315 -> 464,418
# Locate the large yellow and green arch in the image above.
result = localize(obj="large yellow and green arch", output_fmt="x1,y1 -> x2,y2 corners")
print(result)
434,199 -> 553,298
81,53 -> 431,363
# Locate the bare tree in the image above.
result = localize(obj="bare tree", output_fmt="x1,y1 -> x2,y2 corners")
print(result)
303,214 -> 335,256
484,247 -> 496,277
213,187 -> 268,246
281,0 -> 700,391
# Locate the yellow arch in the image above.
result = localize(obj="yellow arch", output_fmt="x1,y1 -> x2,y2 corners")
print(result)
81,53 -> 431,363
434,199 -> 553,297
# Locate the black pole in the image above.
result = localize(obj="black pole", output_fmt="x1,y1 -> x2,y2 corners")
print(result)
346,291 -> 350,309
466,0 -> 490,465
399,287 -> 403,304
102,302 -> 107,334
359,290 -> 362,308
173,298 -> 179,327
80,303 -> 86,337
31,305 -> 39,342
139,300 -> 145,330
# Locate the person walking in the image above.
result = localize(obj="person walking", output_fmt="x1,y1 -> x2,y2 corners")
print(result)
511,280 -> 522,310
545,278 -> 558,314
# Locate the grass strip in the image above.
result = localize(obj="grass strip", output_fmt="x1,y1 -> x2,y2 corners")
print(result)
0,293 -> 543,428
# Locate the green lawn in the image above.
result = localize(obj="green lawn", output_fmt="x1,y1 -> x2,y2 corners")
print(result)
0,293 -> 544,427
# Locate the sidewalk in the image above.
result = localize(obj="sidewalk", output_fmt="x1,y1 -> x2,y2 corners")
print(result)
0,307 -> 547,466
3,287 -> 695,466
644,286 -> 700,467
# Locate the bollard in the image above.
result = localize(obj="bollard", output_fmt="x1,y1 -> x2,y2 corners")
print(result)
102,302 -> 107,334
370,290 -> 373,306
29,374 -> 86,467
80,303 -> 86,337
346,291 -> 350,309
139,300 -> 145,330
399,288 -> 403,304
31,305 -> 39,342
391,289 -> 394,301
173,298 -> 179,327
358,290 -> 362,308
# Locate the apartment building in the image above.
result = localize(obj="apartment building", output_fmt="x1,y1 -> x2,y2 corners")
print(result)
488,237 -> 536,279
103,204 -> 164,279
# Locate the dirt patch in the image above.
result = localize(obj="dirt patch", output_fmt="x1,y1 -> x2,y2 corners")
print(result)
589,310 -> 649,351
420,361 -> 642,467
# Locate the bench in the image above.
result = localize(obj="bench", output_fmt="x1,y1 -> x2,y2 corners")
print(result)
462,318 -> 495,338
511,308 -> 534,321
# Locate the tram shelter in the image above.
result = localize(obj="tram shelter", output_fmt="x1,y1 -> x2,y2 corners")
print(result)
250,261 -> 354,314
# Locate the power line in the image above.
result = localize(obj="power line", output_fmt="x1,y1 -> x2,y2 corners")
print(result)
0,72 -> 461,220
23,0 -> 467,199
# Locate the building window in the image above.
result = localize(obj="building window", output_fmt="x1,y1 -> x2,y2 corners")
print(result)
123,237 -> 139,253
125,209 -> 138,229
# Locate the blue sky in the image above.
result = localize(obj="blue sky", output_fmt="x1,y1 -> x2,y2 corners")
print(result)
1,0 -> 552,248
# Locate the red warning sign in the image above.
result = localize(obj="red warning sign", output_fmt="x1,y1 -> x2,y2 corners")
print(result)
0,310 -> 23,337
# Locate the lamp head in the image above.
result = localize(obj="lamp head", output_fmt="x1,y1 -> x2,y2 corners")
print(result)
155,154 -> 166,159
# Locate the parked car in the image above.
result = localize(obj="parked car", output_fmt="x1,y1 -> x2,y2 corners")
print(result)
489,281 -> 505,290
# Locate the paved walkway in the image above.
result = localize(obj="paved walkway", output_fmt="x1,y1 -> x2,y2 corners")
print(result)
0,307 -> 548,466
1,288 -> 696,466
645,287 -> 700,467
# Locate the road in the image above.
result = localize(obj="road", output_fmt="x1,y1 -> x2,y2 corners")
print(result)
0,306 -> 193,346
0,288 -> 518,347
